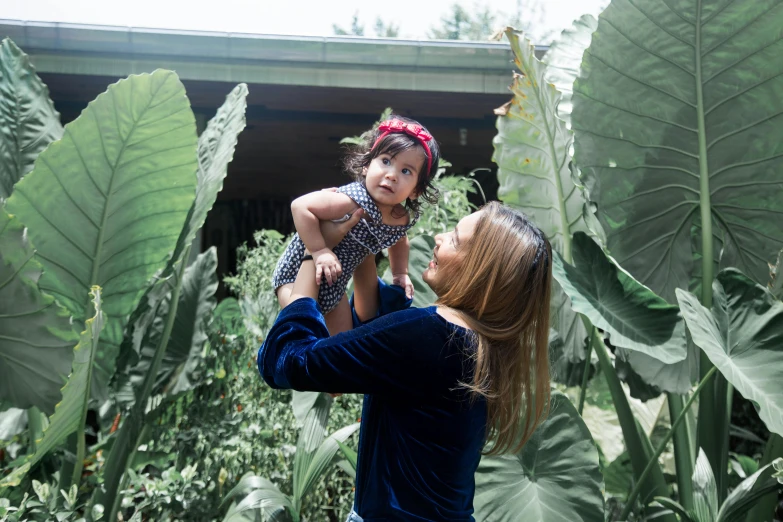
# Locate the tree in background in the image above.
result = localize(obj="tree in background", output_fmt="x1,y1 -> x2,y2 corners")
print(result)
332,12 -> 365,36
374,18 -> 400,38
333,1 -> 550,43
333,12 -> 399,38
429,1 -> 549,42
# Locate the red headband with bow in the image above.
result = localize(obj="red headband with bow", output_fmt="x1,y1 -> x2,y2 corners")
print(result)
371,120 -> 434,176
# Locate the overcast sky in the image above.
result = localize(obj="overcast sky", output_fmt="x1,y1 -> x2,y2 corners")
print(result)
1,0 -> 606,43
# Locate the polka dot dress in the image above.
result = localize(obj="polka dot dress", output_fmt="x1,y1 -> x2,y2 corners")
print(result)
272,182 -> 418,313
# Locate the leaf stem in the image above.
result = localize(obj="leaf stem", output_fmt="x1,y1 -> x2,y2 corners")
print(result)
668,393 -> 695,511
619,366 -> 718,521
590,327 -> 674,521
90,248 -> 190,520
577,337 -> 594,415
694,0 -> 722,491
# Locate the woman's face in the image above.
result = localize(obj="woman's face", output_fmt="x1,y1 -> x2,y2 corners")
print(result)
423,210 -> 482,291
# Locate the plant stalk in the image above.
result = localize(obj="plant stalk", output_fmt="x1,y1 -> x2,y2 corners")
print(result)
590,327 -> 674,521
745,434 -> 783,522
577,337 -> 594,415
108,424 -> 151,522
693,0 -> 723,490
716,381 -> 733,503
90,248 -> 190,519
72,302 -> 102,490
668,393 -> 694,511
26,407 -> 44,454
619,366 -> 718,521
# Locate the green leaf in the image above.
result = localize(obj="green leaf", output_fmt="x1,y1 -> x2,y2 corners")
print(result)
677,269 -> 783,437
495,28 -> 588,262
618,332 -> 700,395
292,392 -> 330,504
572,0 -> 783,302
474,393 -> 604,522
298,422 -> 360,501
5,70 -> 198,401
170,83 -> 247,274
223,474 -> 295,522
493,29 -> 591,362
0,287 -> 104,488
129,248 -> 218,396
653,496 -> 696,522
0,209 -> 78,412
692,449 -> 719,522
336,439 -> 357,471
575,365 -> 668,463
0,38 -> 63,199
382,234 -> 437,308
292,391 -> 321,427
115,84 -> 246,382
549,329 -> 593,386
541,14 -> 598,123
553,232 -> 687,363
717,458 -> 782,522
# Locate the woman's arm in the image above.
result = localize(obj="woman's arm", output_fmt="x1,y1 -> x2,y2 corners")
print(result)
258,298 -> 445,395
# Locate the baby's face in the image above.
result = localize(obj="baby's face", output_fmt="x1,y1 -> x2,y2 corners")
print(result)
363,147 -> 424,209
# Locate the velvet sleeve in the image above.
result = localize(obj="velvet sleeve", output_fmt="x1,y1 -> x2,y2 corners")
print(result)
258,297 -> 448,395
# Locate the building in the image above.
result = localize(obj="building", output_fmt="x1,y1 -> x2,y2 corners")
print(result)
1,19 -> 542,291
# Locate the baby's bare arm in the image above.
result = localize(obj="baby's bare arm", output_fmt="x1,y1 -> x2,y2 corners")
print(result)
291,191 -> 358,254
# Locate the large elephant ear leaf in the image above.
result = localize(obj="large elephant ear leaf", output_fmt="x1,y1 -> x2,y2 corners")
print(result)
495,28 -> 587,265
494,28 -> 591,365
553,232 -> 687,364
126,248 -> 218,397
541,14 -> 598,123
5,70 -> 198,401
0,38 -> 63,199
0,209 -> 78,412
474,392 -> 604,522
170,83 -> 248,271
115,84 -> 247,380
0,287 -> 104,489
572,1 -> 783,303
676,269 -> 783,437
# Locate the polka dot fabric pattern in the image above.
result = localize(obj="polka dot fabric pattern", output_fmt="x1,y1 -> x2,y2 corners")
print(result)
272,182 -> 417,313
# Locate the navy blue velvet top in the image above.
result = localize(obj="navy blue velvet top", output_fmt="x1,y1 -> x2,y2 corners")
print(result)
258,291 -> 487,521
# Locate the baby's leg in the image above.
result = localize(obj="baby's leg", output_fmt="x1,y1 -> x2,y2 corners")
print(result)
276,283 -> 295,309
325,294 -> 353,336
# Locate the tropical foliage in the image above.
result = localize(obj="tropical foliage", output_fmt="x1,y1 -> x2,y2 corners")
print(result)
489,0 -> 783,519
4,0 -> 783,519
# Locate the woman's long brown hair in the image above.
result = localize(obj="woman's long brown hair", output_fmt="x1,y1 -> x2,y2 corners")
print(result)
435,201 -> 552,455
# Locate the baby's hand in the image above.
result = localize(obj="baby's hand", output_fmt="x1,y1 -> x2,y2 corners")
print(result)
393,273 -> 414,299
313,248 -> 342,286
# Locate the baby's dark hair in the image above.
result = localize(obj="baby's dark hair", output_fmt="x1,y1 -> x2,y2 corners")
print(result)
342,115 -> 440,217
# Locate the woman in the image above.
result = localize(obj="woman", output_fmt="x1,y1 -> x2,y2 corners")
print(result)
259,201 -> 553,522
